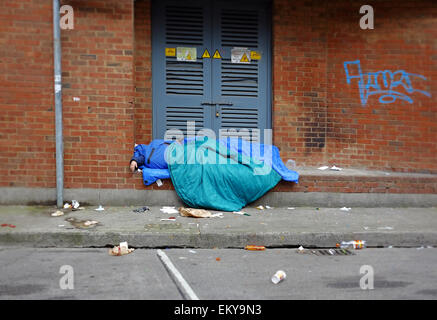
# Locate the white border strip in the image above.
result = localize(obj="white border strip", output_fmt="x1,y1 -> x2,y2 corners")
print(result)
156,249 -> 200,300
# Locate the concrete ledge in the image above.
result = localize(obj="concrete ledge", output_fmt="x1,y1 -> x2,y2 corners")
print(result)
1,231 -> 436,249
0,188 -> 56,205
0,187 -> 184,207
1,187 -> 437,207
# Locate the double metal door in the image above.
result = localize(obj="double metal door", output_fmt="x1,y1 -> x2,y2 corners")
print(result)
152,0 -> 271,142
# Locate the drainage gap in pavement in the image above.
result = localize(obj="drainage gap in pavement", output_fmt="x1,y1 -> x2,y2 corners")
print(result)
297,248 -> 355,256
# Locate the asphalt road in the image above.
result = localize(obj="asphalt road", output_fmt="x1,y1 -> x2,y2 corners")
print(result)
0,246 -> 436,300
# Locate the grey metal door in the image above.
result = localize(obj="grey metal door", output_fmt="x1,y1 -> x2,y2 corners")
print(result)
152,0 -> 271,142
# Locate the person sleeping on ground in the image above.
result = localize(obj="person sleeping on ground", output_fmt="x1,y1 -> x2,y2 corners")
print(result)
129,137 -> 298,212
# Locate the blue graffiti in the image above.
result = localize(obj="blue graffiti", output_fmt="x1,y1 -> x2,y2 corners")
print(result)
344,60 -> 431,105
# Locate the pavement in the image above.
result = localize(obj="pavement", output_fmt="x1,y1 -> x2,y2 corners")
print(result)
0,205 -> 436,248
1,247 -> 436,300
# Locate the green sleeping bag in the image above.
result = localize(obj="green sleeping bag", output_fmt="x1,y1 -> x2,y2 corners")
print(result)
166,138 -> 281,212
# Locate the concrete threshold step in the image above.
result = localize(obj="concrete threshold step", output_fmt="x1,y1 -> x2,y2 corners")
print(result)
274,167 -> 437,193
1,168 -> 436,207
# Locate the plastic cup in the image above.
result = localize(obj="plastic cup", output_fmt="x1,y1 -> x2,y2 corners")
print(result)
271,270 -> 286,284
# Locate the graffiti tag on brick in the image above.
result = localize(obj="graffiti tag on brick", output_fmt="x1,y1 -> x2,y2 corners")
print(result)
344,60 -> 431,106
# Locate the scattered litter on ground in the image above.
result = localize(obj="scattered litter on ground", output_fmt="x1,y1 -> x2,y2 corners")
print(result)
179,207 -> 212,218
245,245 -> 265,251
51,210 -> 64,217
109,241 -> 135,256
287,207 -> 295,210
178,257 -> 187,260
58,224 -> 65,227
62,201 -> 84,211
265,205 -> 273,209
336,240 -> 366,249
316,208 -> 320,210
215,257 -> 221,261
340,207 -> 351,211
256,205 -> 265,210
156,179 -> 163,187
133,206 -> 150,213
1,224 -> 15,228
160,217 -> 176,221
388,245 -> 393,249
363,226 -> 369,230
296,246 -> 314,255
95,205 -> 105,211
232,211 -> 250,216
189,250 -> 197,254
318,165 -> 343,171
330,165 -> 342,171
160,206 -> 179,214
377,226 -> 394,230
84,220 -> 98,226
71,200 -> 80,210
65,217 -> 99,229
271,270 -> 286,284
286,159 -> 296,169
179,207 -> 223,218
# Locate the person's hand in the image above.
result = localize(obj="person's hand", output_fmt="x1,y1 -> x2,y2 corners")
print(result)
130,161 -> 138,173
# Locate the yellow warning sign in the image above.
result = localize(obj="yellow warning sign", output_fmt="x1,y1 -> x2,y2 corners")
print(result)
250,51 -> 261,60
165,48 -> 176,57
240,53 -> 249,63
202,49 -> 211,58
213,49 -> 221,59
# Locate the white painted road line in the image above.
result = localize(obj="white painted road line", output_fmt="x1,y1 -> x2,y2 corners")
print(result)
156,249 -> 200,300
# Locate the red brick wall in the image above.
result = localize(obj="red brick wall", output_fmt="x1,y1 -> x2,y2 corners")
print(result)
273,0 -> 329,167
0,0 -> 435,193
60,0 -> 135,189
0,0 -> 138,189
133,0 -> 152,145
0,0 -> 55,188
273,0 -> 436,173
